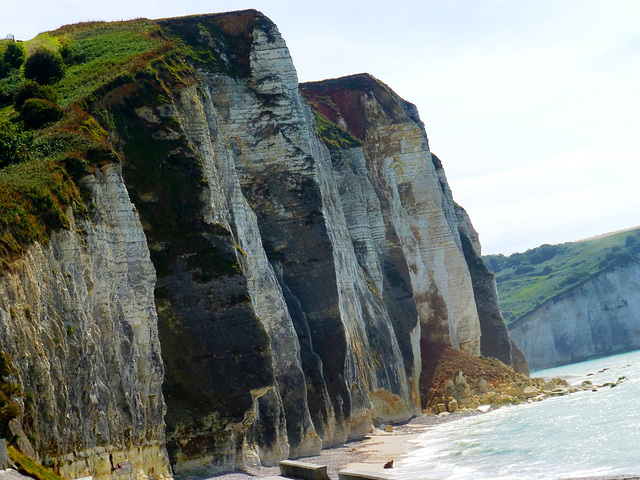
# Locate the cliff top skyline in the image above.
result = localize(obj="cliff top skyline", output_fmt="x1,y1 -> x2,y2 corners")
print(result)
3,0 -> 639,255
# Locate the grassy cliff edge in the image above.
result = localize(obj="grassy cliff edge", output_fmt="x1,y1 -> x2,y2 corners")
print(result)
484,228 -> 640,324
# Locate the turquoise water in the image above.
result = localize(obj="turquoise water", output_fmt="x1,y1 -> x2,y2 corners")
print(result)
395,349 -> 640,479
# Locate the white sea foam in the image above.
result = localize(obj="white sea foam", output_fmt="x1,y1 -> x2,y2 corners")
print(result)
394,349 -> 640,479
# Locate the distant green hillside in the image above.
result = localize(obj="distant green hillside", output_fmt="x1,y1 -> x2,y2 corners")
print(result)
483,228 -> 640,325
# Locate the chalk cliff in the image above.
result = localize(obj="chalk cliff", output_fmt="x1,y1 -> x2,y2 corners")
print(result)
509,261 -> 640,371
486,228 -> 640,371
0,165 -> 170,479
0,9 -> 524,478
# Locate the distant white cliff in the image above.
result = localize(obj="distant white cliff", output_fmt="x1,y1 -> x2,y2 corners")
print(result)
509,261 -> 640,370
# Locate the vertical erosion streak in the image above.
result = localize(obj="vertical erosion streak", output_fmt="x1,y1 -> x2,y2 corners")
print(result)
109,83 -> 274,473
175,83 -> 321,460
310,133 -> 417,424
201,22 -> 352,443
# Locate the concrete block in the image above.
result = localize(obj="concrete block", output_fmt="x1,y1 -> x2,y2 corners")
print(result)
337,469 -> 395,480
279,460 -> 330,480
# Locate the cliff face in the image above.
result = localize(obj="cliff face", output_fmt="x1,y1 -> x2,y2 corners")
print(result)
299,78 -> 516,366
0,9 -> 522,478
0,165 -> 170,480
509,261 -> 640,370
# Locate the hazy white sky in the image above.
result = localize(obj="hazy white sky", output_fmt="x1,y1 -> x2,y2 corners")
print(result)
3,1 -> 639,254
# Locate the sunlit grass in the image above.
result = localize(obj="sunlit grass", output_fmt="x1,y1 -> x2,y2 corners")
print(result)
52,22 -> 166,106
0,105 -> 15,120
24,32 -> 61,54
9,446 -> 66,480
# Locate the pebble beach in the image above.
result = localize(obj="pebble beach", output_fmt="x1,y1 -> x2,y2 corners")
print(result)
206,411 -> 480,480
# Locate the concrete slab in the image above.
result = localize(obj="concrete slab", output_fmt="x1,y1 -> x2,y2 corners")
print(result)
338,469 -> 395,480
279,460 -> 331,480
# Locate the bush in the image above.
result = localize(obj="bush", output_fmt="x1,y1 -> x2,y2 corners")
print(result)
0,69 -> 23,106
13,80 -> 58,110
60,155 -> 91,180
59,44 -> 86,66
24,48 -> 65,85
20,98 -> 64,129
528,243 -> 558,264
625,235 -> 638,247
514,263 -> 534,275
3,42 -> 26,69
0,120 -> 34,167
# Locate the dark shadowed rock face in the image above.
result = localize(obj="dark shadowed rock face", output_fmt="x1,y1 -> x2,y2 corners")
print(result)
102,12 -> 422,473
106,83 -> 276,472
99,38 -> 523,469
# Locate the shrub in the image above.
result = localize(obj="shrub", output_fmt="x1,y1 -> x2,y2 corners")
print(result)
514,263 -> 534,275
625,235 -> 638,247
58,44 -> 86,66
528,243 -> 558,264
0,120 -> 34,167
13,80 -> 58,110
20,98 -> 64,129
0,69 -> 23,106
24,48 -> 65,85
3,42 -> 26,69
60,155 -> 91,180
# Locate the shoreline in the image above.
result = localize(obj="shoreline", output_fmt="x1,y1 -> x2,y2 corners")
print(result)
207,407 -> 640,480
205,357 -> 640,480
208,410 -> 480,479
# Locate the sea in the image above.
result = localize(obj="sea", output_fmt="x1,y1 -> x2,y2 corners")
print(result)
394,349 -> 640,480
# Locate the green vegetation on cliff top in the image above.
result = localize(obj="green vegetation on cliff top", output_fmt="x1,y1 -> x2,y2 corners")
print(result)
484,228 -> 640,325
0,19 -> 167,267
0,14 -> 245,268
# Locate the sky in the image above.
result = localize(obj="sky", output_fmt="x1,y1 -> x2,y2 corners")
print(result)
2,0 -> 639,255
